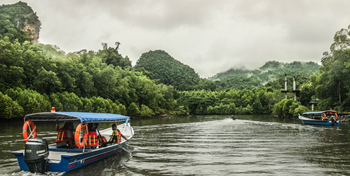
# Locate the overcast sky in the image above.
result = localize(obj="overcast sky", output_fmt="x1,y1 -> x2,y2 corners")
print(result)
3,0 -> 350,78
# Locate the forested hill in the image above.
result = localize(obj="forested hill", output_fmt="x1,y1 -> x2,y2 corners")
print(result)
0,1 -> 41,43
209,61 -> 320,90
134,50 -> 320,91
135,50 -> 202,91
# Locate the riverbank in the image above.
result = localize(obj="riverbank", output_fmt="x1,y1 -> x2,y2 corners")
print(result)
339,114 -> 350,123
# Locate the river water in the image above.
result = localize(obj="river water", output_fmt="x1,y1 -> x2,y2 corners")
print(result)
1,115 -> 350,175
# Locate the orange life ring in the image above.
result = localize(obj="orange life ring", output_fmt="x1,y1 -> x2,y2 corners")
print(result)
321,113 -> 327,120
74,123 -> 88,148
335,113 -> 338,120
23,120 -> 37,142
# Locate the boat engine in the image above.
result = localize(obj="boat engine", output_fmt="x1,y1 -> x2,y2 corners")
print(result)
24,138 -> 49,173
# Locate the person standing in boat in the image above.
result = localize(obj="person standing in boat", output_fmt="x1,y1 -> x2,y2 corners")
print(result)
55,120 -> 75,148
109,124 -> 129,144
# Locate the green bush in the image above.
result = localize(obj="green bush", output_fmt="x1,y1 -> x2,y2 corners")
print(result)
139,104 -> 155,118
118,104 -> 127,115
293,105 -> 309,117
5,88 -> 51,116
0,91 -> 23,119
127,102 -> 139,116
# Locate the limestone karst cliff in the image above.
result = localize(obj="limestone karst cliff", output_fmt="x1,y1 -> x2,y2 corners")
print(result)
0,1 -> 41,43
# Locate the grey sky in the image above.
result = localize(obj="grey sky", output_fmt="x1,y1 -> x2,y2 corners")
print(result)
3,0 -> 350,78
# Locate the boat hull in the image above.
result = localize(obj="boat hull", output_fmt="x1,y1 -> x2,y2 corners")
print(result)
299,116 -> 340,126
12,142 -> 127,172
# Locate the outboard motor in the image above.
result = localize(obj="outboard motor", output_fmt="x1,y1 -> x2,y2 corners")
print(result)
24,138 -> 49,173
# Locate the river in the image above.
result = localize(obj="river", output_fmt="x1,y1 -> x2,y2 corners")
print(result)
1,115 -> 350,175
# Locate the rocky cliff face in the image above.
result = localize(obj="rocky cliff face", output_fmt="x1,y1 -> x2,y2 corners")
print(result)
23,22 -> 39,43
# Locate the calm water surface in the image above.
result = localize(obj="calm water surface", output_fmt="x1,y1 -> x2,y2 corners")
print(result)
1,115 -> 350,175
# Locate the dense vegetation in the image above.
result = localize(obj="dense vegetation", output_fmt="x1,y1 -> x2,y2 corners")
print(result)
0,36 -> 190,119
135,50 -> 215,91
0,1 -> 40,43
301,25 -> 350,112
2,2 -> 349,120
209,61 -> 320,90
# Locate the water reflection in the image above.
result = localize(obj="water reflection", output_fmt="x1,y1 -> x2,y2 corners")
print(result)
64,149 -> 132,176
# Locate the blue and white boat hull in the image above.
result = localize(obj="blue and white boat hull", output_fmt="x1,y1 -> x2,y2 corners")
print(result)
299,116 -> 340,126
13,142 -> 128,172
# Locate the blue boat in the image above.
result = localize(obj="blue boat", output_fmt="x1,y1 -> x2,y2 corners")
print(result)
12,110 -> 134,173
298,110 -> 340,126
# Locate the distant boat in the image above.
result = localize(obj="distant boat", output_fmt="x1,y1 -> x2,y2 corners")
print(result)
298,110 -> 340,126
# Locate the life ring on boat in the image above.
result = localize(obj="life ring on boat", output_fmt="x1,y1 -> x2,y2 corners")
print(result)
23,120 -> 37,142
334,113 -> 338,120
74,123 -> 88,148
321,113 -> 327,120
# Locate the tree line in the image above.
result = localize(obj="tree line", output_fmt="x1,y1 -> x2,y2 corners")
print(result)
0,34 -> 310,119
0,36 -> 189,119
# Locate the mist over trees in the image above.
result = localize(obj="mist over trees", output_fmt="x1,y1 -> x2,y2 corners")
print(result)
209,61 -> 320,90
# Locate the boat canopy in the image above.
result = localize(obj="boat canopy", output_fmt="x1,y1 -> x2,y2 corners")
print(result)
302,110 -> 337,115
24,112 -> 130,123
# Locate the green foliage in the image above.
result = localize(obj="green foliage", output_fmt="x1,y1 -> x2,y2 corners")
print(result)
0,91 -> 23,119
118,104 -> 127,115
252,99 -> 264,114
135,50 -> 202,91
50,92 -> 83,112
245,104 -> 253,115
50,92 -> 124,114
139,104 -> 155,118
177,86 -> 283,115
307,24 -> 350,111
293,105 -> 309,117
5,88 -> 51,117
282,99 -> 293,117
206,103 -> 235,115
0,31 -> 184,119
127,102 -> 140,116
273,99 -> 306,117
0,2 -> 41,43
210,61 -> 320,90
35,66 -> 63,93
273,100 -> 283,116
299,82 -> 315,106
91,97 -> 116,113
97,47 -> 131,68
